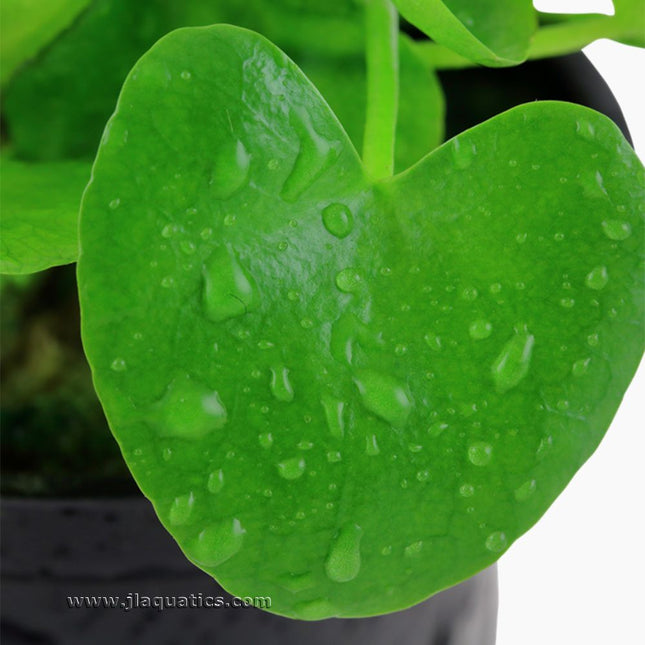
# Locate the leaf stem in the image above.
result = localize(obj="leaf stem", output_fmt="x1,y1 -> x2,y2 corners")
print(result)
362,0 -> 399,181
412,12 -> 641,71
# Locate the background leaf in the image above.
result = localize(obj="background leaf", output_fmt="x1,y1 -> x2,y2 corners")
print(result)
0,158 -> 90,274
78,26 -> 644,619
394,0 -> 537,66
0,0 -> 91,86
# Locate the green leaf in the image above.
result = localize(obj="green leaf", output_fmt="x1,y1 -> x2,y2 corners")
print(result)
78,26 -> 644,619
393,0 -> 537,67
613,0 -> 645,46
301,34 -> 444,173
0,158 -> 90,274
2,0 -> 364,161
0,0 -> 91,86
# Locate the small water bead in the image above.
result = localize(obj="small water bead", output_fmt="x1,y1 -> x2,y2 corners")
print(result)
602,219 -> 631,240
485,531 -> 507,553
300,318 -> 314,329
408,444 -> 423,453
585,265 -> 609,290
461,286 -> 478,301
416,469 -> 430,482
279,571 -> 315,593
161,275 -> 175,288
109,198 -> 121,210
169,492 -> 195,526
572,358 -> 591,377
469,319 -> 492,340
209,139 -> 251,200
287,290 -> 300,301
277,241 -> 288,252
514,479 -> 537,501
110,357 -> 127,372
491,328 -> 534,393
162,447 -> 172,461
223,214 -> 236,227
322,203 -> 354,238
180,70 -> 192,80
263,489 -> 273,498
554,232 -> 565,242
258,432 -> 273,449
321,395 -> 345,439
381,545 -> 392,556
424,331 -> 442,352
459,483 -> 475,497
188,518 -> 245,567
207,469 -> 225,493
587,332 -> 600,347
325,523 -> 363,583
335,268 -> 363,293
428,422 -> 448,438
536,435 -> 553,460
200,227 -> 213,240
556,399 -> 570,411
451,138 -> 476,169
559,297 -> 575,308
327,451 -> 342,463
576,119 -> 595,140
394,344 -> 407,356
267,158 -> 279,170
404,541 -> 423,557
515,232 -> 527,244
379,267 -> 392,276
277,457 -> 305,480
489,282 -> 502,294
270,365 -> 294,402
353,368 -> 412,428
365,434 -> 380,456
508,159 -> 518,168
468,442 -> 493,467
298,440 -> 314,451
179,240 -> 196,255
295,599 -> 336,620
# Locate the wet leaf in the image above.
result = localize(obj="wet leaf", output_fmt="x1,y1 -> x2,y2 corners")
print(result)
78,26 -> 644,619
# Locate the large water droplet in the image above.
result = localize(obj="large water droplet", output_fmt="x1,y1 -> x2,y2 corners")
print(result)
491,328 -> 534,393
202,245 -> 257,323
330,314 -> 382,364
485,531 -> 507,553
281,107 -> 336,202
169,492 -> 195,526
325,523 -> 363,583
209,140 -> 250,200
322,203 -> 354,238
207,469 -> 225,493
365,434 -> 380,456
353,369 -> 412,427
321,395 -> 345,438
270,365 -> 294,402
585,265 -> 609,290
601,219 -> 631,240
335,268 -> 363,293
451,138 -> 476,169
279,571 -> 315,593
514,479 -> 536,501
188,518 -> 245,566
277,457 -> 305,480
110,357 -> 127,372
469,320 -> 492,340
152,375 -> 227,439
468,442 -> 493,466
572,357 -> 591,377
295,599 -> 336,620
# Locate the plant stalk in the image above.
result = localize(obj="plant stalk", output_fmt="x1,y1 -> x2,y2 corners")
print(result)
362,0 -> 399,181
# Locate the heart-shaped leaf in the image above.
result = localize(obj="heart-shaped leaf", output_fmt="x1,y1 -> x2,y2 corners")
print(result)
393,0 -> 536,66
78,26 -> 644,619
1,158 -> 90,274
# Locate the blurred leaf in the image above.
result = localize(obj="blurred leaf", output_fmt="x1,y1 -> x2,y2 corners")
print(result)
394,0 -> 537,66
0,0 -> 91,85
0,157 -> 90,274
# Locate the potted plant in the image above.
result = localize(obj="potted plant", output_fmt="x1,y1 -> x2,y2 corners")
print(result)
1,1 -> 643,642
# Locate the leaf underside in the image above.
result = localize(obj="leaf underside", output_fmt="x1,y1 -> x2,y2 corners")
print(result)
78,26 -> 645,619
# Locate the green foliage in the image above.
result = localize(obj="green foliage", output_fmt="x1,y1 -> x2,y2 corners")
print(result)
0,0 -> 90,85
0,157 -> 90,274
78,26 -> 644,619
393,0 -> 536,66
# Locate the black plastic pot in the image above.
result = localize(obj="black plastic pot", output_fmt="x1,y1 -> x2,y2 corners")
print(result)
0,498 -> 498,645
0,52 -> 631,645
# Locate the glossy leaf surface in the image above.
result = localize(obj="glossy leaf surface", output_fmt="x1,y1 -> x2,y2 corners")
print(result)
0,158 -> 90,274
78,26 -> 645,619
394,0 -> 536,66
